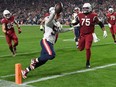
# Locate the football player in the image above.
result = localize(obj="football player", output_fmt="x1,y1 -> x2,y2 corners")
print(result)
72,3 -> 107,68
1,10 -> 21,56
106,8 -> 116,43
71,7 -> 81,48
21,3 -> 74,79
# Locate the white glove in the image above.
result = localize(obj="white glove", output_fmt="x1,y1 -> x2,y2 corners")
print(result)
92,33 -> 100,43
71,19 -> 76,23
108,23 -> 111,28
69,27 -> 74,30
103,31 -> 107,38
40,25 -> 44,31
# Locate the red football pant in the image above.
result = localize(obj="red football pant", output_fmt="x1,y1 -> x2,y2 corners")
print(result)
5,33 -> 18,52
78,34 -> 93,61
110,26 -> 116,41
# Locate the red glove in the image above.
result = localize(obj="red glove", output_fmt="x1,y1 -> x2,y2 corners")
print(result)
18,29 -> 22,34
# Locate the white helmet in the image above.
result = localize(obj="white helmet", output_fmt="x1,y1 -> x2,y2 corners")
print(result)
3,10 -> 11,19
74,7 -> 80,12
82,3 -> 92,13
108,8 -> 114,14
49,7 -> 55,14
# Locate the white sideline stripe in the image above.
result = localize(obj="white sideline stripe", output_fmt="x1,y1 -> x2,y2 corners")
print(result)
0,74 -> 15,78
22,63 -> 116,85
0,79 -> 34,87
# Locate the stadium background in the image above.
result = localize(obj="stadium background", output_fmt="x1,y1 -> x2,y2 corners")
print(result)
0,0 -> 115,25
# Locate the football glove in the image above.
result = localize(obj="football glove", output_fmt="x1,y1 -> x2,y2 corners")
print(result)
92,33 -> 100,43
108,23 -> 111,28
103,30 -> 107,38
40,25 -> 44,31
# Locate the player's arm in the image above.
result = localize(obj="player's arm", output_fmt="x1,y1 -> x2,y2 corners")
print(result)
14,20 -> 21,34
95,16 -> 107,38
40,19 -> 45,31
106,16 -> 112,28
2,23 -> 7,34
45,11 -> 55,25
59,27 -> 73,33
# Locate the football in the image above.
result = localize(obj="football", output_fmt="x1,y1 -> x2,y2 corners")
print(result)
55,2 -> 63,14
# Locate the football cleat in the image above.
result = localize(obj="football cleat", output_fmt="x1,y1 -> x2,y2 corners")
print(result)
86,64 -> 91,68
30,58 -> 38,70
21,69 -> 28,79
114,41 -> 116,44
12,51 -> 16,57
86,61 -> 91,68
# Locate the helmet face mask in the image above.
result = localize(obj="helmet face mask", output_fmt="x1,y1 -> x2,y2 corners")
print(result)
3,10 -> 11,19
82,3 -> 92,13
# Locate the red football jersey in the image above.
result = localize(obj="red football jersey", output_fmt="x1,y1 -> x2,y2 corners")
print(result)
106,12 -> 116,25
1,16 -> 15,31
78,12 -> 98,36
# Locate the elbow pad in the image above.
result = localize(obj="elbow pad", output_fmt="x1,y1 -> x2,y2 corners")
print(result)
98,21 -> 104,28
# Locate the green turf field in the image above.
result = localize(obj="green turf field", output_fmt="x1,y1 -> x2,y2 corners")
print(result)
0,25 -> 116,87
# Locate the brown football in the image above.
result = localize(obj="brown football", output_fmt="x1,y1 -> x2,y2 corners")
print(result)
55,2 -> 63,14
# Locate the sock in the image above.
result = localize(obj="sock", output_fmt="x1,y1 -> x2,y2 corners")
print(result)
9,46 -> 14,53
86,49 -> 91,63
26,59 -> 47,72
112,34 -> 115,41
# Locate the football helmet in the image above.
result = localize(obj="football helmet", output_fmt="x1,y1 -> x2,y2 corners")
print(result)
49,7 -> 55,14
82,3 -> 92,13
74,7 -> 80,12
3,10 -> 11,19
108,8 -> 114,14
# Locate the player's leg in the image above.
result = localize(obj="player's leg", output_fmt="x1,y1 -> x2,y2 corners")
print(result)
85,34 -> 93,68
110,27 -> 116,43
5,35 -> 15,55
78,36 -> 85,51
12,33 -> 18,53
113,25 -> 116,43
22,39 -> 55,79
74,27 -> 80,48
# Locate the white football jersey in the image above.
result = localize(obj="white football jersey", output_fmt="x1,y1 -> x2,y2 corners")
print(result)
43,11 -> 72,44
43,13 -> 59,44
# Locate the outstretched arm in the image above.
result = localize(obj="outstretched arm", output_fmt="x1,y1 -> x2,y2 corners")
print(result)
95,17 -> 107,38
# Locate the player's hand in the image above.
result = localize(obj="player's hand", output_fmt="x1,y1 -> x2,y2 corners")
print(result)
92,33 -> 100,43
4,31 -> 9,35
103,30 -> 107,38
108,23 -> 111,28
18,28 -> 22,34
40,25 -> 44,31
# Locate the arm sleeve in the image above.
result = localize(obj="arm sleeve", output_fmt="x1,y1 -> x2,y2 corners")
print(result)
95,16 -> 104,28
45,12 -> 55,25
98,21 -> 104,28
59,28 -> 72,33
